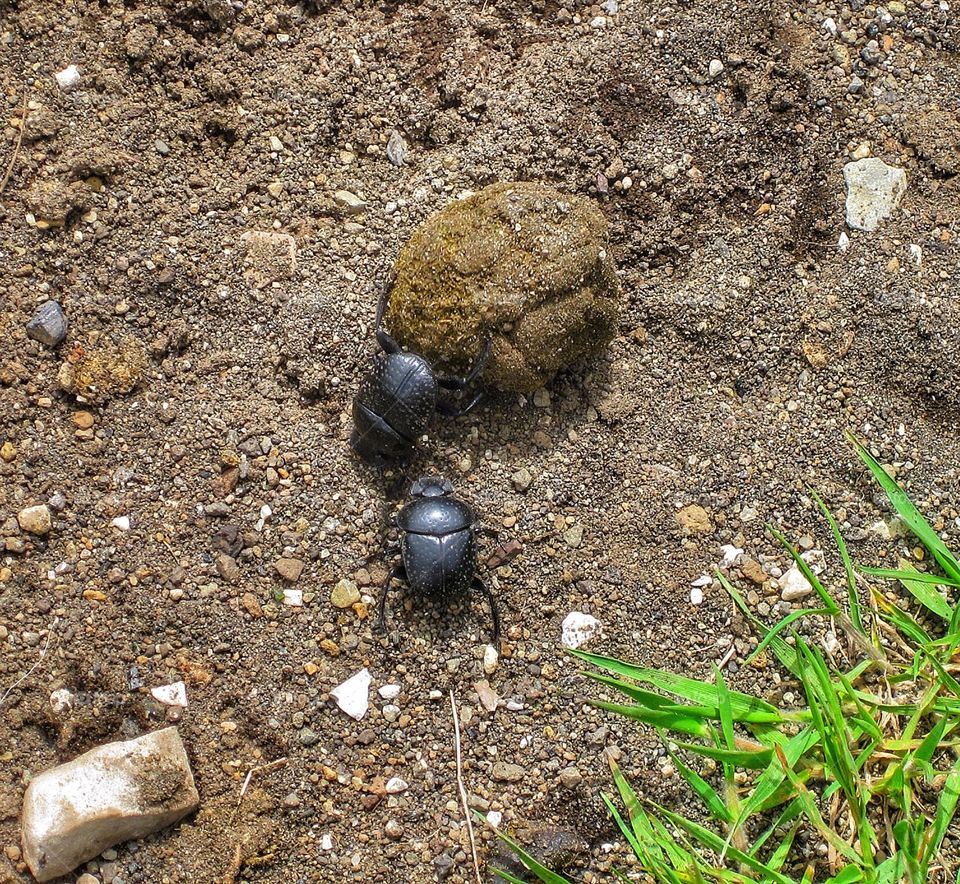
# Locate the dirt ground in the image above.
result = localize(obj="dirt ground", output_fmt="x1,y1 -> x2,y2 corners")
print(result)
1,0 -> 959,882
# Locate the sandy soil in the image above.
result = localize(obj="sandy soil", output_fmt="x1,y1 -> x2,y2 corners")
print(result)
1,0 -> 959,881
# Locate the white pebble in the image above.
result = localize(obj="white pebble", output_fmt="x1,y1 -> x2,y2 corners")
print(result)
691,574 -> 712,587
385,776 -> 408,794
378,684 -> 401,700
690,587 -> 704,605
55,65 -> 81,91
909,244 -> 922,266
487,811 -> 503,827
331,668 -> 371,720
110,515 -> 131,531
49,688 -> 75,716
708,59 -> 724,78
150,681 -> 188,707
561,612 -> 601,649
483,644 -> 499,674
382,704 -> 400,722
320,834 -> 334,851
720,544 -> 743,567
281,589 -> 303,607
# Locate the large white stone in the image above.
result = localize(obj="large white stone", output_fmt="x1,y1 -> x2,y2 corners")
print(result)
21,727 -> 199,881
843,158 -> 907,231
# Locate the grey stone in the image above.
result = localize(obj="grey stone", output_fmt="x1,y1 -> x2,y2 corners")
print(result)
20,727 -> 199,882
492,761 -> 525,782
386,130 -> 408,167
844,158 -> 907,231
25,301 -> 68,347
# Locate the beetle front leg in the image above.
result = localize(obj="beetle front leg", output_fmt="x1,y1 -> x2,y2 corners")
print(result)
374,280 -> 402,355
436,339 -> 492,390
374,565 -> 406,632
472,576 -> 501,650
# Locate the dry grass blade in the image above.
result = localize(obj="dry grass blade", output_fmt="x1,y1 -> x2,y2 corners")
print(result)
451,689 -> 483,884
0,88 -> 28,195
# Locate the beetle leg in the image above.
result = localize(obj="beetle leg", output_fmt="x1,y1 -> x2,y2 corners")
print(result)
472,576 -> 501,650
435,391 -> 483,418
436,339 -> 492,390
375,565 -> 406,632
374,280 -> 403,355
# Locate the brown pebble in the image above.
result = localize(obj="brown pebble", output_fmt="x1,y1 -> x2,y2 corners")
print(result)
72,411 -> 95,429
740,558 -> 767,585
275,557 -> 304,582
241,592 -> 262,618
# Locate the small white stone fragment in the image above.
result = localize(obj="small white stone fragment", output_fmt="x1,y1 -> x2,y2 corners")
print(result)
779,565 -> 813,601
909,244 -> 922,266
320,833 -> 334,851
55,65 -> 81,91
110,516 -> 131,532
690,587 -> 704,605
487,810 -> 503,827
506,700 -> 524,711
334,190 -> 367,213
49,688 -> 76,716
561,612 -> 601,649
255,504 -> 272,531
150,682 -> 187,707
691,574 -> 712,587
483,644 -> 499,674
378,684 -> 401,700
382,704 -> 400,723
822,16 -> 837,34
838,231 -> 850,252
20,727 -> 199,882
720,544 -> 743,567
331,668 -> 371,720
708,59 -> 724,78
269,135 -> 284,152
281,589 -> 303,607
385,776 -> 408,794
843,158 -> 907,231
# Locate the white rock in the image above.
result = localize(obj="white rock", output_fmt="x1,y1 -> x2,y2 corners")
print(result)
822,16 -> 837,34
561,612 -> 601,649
378,684 -> 401,700
150,682 -> 187,707
55,65 -> 81,91
331,668 -> 371,720
483,644 -> 499,674
49,688 -> 75,716
20,727 -> 199,881
382,704 -> 400,722
843,158 -> 907,231
708,59 -> 724,78
779,565 -> 813,601
385,776 -> 408,794
281,589 -> 303,607
838,232 -> 850,252
487,810 -> 503,827
720,544 -> 743,567
320,833 -> 334,851
334,190 -> 366,213
691,574 -> 712,587
909,244 -> 922,266
110,516 -> 130,532
690,587 -> 704,605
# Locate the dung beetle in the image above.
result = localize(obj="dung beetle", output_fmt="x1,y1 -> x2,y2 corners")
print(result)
375,476 -> 501,648
350,284 -> 490,464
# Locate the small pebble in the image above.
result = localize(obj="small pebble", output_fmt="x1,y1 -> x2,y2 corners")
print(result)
385,777 -> 408,794
18,505 -> 52,536
378,684 -> 401,700
25,301 -> 68,347
331,578 -> 360,608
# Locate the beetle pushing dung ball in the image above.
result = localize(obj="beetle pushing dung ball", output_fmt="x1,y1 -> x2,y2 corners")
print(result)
350,284 -> 490,465
375,477 -> 501,649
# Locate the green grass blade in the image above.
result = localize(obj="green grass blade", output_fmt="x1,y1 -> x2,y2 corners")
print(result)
650,801 -> 797,884
861,567 -> 960,589
849,434 -> 960,583
591,700 -> 711,738
812,488 -> 865,634
674,739 -> 773,770
571,650 -> 783,721
768,524 -> 841,615
920,753 -> 960,876
718,573 -> 803,676
479,817 -> 573,884
665,741 -> 734,824
581,670 -> 718,716
824,867 -> 866,884
872,560 -> 955,621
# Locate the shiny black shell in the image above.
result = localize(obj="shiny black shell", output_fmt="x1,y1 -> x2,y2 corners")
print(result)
398,496 -> 477,597
352,352 -> 437,455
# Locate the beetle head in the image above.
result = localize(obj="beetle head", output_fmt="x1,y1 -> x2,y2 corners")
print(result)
410,476 -> 454,498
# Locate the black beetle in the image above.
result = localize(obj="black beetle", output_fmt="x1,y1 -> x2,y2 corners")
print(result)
375,476 -> 501,648
350,284 -> 490,464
